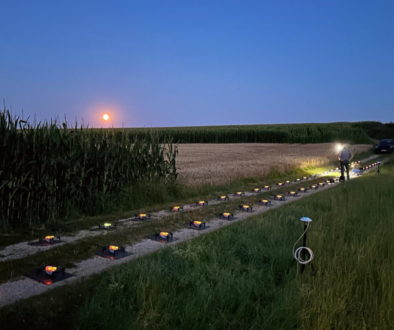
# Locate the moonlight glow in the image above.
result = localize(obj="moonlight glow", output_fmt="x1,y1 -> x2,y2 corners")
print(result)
102,113 -> 110,121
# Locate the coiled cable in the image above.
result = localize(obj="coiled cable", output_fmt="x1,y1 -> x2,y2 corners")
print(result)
292,222 -> 314,264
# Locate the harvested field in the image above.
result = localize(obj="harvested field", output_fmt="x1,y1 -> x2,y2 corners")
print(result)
176,143 -> 371,185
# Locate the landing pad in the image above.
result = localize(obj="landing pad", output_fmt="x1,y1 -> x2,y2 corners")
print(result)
149,233 -> 175,243
28,238 -> 63,246
96,247 -> 130,260
26,268 -> 73,285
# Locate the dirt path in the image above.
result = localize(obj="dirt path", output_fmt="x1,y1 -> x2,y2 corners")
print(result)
0,159 -> 382,309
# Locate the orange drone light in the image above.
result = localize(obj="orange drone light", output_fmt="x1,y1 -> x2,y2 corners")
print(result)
259,199 -> 271,206
134,213 -> 150,220
154,231 -> 174,242
96,245 -> 128,259
44,266 -> 57,275
171,206 -> 183,212
189,220 -> 206,230
239,204 -> 253,212
108,245 -> 119,253
32,235 -> 62,246
220,212 -> 234,220
274,194 -> 285,201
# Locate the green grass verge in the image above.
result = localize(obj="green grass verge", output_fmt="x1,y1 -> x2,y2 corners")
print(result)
1,161 -> 393,329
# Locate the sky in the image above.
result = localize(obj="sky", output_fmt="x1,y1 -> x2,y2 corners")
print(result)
1,0 -> 393,127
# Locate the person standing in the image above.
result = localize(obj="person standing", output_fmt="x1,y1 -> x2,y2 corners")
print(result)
338,146 -> 353,181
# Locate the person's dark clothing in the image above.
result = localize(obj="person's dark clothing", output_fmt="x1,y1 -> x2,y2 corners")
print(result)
338,148 -> 352,181
340,160 -> 350,180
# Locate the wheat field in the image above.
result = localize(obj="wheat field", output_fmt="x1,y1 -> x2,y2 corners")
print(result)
176,143 -> 371,185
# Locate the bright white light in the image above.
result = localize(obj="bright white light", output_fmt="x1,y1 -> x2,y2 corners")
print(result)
299,216 -> 312,222
335,143 -> 344,153
102,113 -> 110,121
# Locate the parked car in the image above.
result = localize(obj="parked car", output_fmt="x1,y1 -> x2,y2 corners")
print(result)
374,139 -> 394,153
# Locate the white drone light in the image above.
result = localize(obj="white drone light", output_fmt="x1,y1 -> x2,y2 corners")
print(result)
335,143 -> 344,153
299,216 -> 312,222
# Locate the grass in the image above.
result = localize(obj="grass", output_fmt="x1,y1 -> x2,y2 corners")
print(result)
1,160 -> 393,329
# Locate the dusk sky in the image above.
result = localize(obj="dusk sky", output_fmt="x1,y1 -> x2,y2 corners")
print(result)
1,0 -> 393,127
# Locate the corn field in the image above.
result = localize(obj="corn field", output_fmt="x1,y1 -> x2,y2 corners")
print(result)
118,123 -> 373,143
0,109 -> 177,229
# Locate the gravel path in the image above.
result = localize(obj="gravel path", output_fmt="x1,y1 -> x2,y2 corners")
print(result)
0,181 -> 305,261
0,195 -> 231,262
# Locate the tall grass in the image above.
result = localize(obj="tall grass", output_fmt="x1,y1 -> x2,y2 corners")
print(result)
117,122 -> 373,143
0,109 -> 177,229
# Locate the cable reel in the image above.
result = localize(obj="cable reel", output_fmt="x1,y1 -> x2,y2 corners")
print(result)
293,217 -> 314,266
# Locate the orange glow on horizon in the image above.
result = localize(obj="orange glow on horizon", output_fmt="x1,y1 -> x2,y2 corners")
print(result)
86,103 -> 123,127
102,113 -> 110,121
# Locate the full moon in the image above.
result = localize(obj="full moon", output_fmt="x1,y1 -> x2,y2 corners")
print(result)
102,113 -> 110,121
